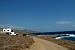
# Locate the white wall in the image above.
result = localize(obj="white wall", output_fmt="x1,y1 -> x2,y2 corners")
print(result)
3,28 -> 11,32
6,28 -> 11,32
2,28 -> 18,35
9,32 -> 16,35
3,29 -> 6,32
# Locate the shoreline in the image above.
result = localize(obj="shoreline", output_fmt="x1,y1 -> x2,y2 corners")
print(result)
55,34 -> 75,41
36,36 -> 75,50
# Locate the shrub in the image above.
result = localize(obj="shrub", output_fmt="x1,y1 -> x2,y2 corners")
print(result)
23,33 -> 27,36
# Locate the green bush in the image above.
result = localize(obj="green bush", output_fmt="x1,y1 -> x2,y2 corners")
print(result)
23,33 -> 26,36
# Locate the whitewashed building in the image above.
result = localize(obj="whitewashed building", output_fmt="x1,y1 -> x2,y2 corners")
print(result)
2,28 -> 18,35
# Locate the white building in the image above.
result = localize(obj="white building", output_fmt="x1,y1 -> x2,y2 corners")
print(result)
3,28 -> 11,33
2,28 -> 18,35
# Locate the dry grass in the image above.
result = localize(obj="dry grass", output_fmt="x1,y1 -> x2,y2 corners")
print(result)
37,36 -> 75,50
0,33 -> 35,50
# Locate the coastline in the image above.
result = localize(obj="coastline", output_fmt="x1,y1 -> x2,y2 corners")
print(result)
55,34 -> 75,41
36,36 -> 75,50
0,33 -> 75,50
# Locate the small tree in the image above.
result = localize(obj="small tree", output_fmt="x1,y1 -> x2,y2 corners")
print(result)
23,33 -> 26,36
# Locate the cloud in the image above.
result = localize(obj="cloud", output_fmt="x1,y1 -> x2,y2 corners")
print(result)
72,25 -> 75,27
0,24 -> 24,30
56,21 -> 72,24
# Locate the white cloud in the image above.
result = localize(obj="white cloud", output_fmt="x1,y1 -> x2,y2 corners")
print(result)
0,24 -> 24,30
56,21 -> 72,24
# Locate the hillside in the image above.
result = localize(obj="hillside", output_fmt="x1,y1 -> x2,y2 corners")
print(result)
0,33 -> 35,50
0,28 -> 2,31
0,28 -> 37,35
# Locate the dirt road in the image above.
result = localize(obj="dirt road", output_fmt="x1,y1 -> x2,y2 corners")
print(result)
25,37 -> 68,50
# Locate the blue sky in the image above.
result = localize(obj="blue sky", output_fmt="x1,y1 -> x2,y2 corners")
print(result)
0,0 -> 75,32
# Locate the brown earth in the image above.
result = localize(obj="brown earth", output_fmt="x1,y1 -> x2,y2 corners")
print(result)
0,33 -> 35,50
25,37 -> 68,50
36,36 -> 75,50
0,33 -> 75,50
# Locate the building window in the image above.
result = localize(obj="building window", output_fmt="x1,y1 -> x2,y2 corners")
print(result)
10,33 -> 12,34
11,30 -> 13,32
7,30 -> 9,31
6,33 -> 9,35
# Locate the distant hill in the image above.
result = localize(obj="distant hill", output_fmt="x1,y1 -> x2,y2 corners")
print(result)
0,28 -> 3,31
13,29 -> 38,35
0,28 -> 38,35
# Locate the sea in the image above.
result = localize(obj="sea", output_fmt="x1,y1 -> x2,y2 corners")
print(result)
31,31 -> 75,41
55,34 -> 75,41
63,36 -> 75,41
59,35 -> 75,41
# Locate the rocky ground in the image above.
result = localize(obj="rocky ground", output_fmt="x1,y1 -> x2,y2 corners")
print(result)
0,33 -> 35,50
36,36 -> 75,50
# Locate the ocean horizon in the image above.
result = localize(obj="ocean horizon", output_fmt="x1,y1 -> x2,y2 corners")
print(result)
56,34 -> 75,41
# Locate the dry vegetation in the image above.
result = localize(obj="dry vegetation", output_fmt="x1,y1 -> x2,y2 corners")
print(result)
37,36 -> 75,50
0,33 -> 35,50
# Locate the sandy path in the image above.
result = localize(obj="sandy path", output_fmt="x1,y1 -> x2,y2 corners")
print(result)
25,37 -> 68,50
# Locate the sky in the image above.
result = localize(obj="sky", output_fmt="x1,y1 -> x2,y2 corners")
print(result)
0,0 -> 75,32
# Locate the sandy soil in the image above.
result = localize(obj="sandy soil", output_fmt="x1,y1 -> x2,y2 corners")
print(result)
37,36 -> 75,50
25,37 -> 68,50
0,34 -> 35,50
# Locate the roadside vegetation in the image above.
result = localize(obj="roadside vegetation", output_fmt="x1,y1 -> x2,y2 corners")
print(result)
0,33 -> 35,50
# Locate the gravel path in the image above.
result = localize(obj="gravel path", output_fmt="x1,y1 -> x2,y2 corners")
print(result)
25,37 -> 68,50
